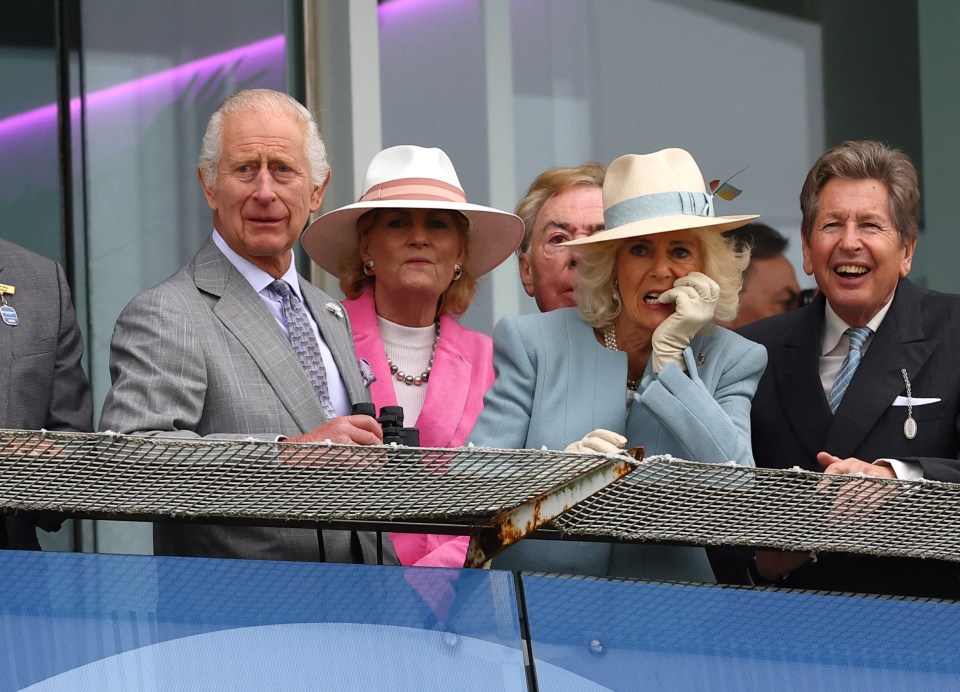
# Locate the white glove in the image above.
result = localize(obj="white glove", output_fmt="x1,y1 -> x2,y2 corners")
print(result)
564,429 -> 628,455
651,271 -> 719,373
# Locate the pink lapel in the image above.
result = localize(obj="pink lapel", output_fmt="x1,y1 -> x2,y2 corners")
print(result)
343,292 -> 398,411
415,315 -> 485,447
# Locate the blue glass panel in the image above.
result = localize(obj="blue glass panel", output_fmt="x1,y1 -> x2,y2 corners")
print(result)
523,574 -> 960,691
0,550 -> 524,690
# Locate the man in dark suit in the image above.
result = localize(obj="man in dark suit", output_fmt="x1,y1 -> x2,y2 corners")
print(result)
0,238 -> 93,549
739,140 -> 960,597
99,89 -> 393,564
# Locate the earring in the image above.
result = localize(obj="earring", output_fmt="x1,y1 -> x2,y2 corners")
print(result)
363,259 -> 375,276
453,263 -> 463,281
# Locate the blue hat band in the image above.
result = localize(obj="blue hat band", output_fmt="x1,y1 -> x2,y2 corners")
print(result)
604,191 -> 713,230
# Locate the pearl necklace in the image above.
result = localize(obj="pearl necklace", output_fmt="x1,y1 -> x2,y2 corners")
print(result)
602,326 -> 639,391
603,327 -> 618,351
386,321 -> 440,386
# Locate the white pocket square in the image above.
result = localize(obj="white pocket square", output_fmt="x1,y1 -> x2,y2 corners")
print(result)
892,396 -> 940,406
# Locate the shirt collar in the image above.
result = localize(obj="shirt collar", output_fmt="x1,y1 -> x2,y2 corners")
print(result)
211,230 -> 303,300
821,297 -> 893,355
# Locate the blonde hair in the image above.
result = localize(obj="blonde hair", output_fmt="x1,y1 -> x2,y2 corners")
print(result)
339,209 -> 476,316
576,230 -> 749,329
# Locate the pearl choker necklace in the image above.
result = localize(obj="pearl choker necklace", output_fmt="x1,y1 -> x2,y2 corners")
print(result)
386,321 -> 440,386
602,326 -> 639,391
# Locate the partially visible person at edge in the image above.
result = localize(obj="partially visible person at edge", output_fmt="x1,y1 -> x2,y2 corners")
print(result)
0,238 -> 93,549
301,145 -> 523,567
740,139 -> 960,598
515,163 -> 605,311
469,148 -> 767,580
99,89 -> 392,564
718,223 -> 801,328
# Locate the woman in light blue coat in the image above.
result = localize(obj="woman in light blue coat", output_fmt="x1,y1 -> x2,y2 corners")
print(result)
470,148 -> 768,581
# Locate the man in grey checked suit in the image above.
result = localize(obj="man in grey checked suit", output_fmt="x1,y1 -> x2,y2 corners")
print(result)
0,238 -> 93,549
99,89 -> 394,564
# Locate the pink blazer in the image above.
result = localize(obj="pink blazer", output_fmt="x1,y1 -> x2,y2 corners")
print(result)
344,290 -> 495,567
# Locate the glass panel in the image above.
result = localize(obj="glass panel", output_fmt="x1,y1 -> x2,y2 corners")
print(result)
377,0 -> 825,328
522,573 -> 960,690
0,3 -> 62,262
1,551 -> 525,690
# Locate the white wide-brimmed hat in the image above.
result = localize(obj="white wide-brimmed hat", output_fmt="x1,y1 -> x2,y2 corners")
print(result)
563,148 -> 757,246
301,145 -> 524,278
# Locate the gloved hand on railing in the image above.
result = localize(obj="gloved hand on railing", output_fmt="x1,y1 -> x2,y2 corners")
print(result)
564,429 -> 627,455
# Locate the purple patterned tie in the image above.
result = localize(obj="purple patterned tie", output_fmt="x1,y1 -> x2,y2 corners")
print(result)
269,280 -> 336,419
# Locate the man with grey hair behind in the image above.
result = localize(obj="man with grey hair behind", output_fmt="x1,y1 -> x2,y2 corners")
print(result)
100,89 -> 394,564
515,163 -> 605,311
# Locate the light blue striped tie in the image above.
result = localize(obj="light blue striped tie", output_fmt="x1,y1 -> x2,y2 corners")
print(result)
828,327 -> 872,413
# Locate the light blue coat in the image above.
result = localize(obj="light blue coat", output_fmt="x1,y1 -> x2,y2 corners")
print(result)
469,308 -> 767,580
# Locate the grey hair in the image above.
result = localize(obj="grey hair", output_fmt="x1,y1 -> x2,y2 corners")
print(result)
575,231 -> 749,329
198,89 -> 330,189
800,140 -> 919,245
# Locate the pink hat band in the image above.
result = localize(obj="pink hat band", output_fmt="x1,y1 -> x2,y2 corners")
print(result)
358,177 -> 467,204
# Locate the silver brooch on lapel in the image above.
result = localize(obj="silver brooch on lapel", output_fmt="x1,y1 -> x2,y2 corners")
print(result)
324,302 -> 344,319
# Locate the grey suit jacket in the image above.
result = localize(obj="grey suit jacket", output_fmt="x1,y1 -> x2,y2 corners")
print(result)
0,238 -> 92,548
99,239 -> 393,563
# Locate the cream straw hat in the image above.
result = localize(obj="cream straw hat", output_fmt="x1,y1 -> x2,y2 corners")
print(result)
301,145 -> 523,278
564,148 -> 757,246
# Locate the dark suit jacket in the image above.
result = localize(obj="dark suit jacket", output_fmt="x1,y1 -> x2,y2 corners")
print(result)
739,278 -> 960,597
0,239 -> 93,549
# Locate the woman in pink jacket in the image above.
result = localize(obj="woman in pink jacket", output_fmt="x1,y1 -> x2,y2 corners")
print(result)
301,145 -> 523,567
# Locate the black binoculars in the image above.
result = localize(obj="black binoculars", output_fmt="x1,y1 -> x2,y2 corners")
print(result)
351,403 -> 421,447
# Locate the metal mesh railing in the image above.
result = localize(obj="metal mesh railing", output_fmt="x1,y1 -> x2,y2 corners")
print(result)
557,455 -> 960,562
2,430 -> 960,562
0,430 -> 623,530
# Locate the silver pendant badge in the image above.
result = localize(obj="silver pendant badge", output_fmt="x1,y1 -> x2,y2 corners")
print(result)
900,368 -> 917,440
903,417 -> 917,440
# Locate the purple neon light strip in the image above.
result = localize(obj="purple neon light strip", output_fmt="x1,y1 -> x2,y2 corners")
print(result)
378,0 -> 470,19
0,35 -> 284,140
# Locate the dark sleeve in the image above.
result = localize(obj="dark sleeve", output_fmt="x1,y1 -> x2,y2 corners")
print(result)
909,457 -> 960,483
46,262 -> 93,432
